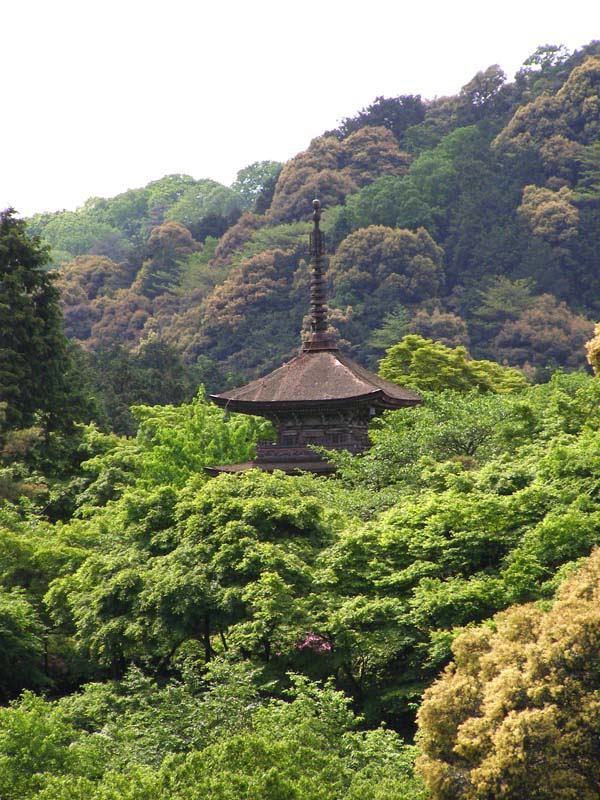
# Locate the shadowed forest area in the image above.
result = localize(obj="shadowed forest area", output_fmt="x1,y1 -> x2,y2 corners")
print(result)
1,41 -> 600,799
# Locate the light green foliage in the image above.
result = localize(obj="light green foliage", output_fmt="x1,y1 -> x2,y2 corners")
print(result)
0,668 -> 424,799
368,305 -> 411,351
229,219 -> 310,265
79,389 -> 269,498
131,394 -> 263,488
0,692 -> 110,799
332,390 -> 523,492
166,180 -> 243,232
407,127 -> 482,230
157,678 -> 424,800
345,175 -> 435,232
231,160 -> 282,211
379,335 -> 527,393
82,188 -> 150,238
57,660 -> 262,768
40,212 -> 129,264
471,276 -> 533,340
178,236 -> 224,292
3,373 -> 600,795
145,174 -> 198,216
49,470 -> 330,671
315,375 -> 600,720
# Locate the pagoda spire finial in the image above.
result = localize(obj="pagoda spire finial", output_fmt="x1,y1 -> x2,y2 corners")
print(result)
303,198 -> 337,352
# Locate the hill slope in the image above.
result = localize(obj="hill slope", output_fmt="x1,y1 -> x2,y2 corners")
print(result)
27,41 -> 600,387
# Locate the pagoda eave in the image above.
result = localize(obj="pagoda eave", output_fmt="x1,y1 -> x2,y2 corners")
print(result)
205,460 -> 336,476
209,391 -> 420,415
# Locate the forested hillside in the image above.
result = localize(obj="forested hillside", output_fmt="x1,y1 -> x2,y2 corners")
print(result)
1,40 -> 600,800
23,41 -> 600,428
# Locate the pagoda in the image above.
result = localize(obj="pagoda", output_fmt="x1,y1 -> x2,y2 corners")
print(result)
207,199 -> 421,475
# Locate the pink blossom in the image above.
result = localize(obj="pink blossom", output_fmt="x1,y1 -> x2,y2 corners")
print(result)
296,632 -> 332,654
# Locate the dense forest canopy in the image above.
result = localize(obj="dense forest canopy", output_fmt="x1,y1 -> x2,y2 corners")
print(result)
1,39 -> 600,799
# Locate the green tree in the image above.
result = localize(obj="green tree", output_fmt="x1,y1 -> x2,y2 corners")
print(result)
40,211 -> 129,264
342,175 -> 435,232
231,161 -> 282,211
332,94 -> 426,143
0,670 -> 425,800
470,276 -> 534,341
379,335 -> 527,393
0,589 -> 46,699
0,209 -> 92,432
368,306 -> 411,352
51,470 -> 327,674
166,181 -> 243,241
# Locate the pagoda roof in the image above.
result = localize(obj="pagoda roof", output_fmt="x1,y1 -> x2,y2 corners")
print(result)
210,347 -> 421,412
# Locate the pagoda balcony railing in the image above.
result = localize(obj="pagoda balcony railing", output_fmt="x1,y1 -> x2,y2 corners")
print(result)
256,444 -> 325,463
256,441 -> 365,463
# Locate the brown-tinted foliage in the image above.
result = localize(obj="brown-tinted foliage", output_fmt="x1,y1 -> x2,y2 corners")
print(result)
329,225 -> 444,307
518,184 -> 579,243
57,255 -> 129,300
212,212 -> 264,265
409,307 -> 470,347
196,247 -> 306,370
539,134 -> 584,181
493,293 -> 594,369
417,548 -> 600,800
495,55 -> 600,151
341,125 -> 412,184
269,127 -> 410,222
131,220 -> 200,298
87,289 -> 154,350
146,220 -> 199,262
204,248 -> 290,329
57,255 -> 130,340
156,291 -> 205,363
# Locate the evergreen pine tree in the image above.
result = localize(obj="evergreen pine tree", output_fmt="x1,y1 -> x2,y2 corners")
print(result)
0,209 -> 92,431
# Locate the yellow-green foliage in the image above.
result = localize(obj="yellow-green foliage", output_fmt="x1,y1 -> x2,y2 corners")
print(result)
417,548 -> 600,800
585,322 -> 600,374
379,335 -> 527,393
518,184 -> 579,244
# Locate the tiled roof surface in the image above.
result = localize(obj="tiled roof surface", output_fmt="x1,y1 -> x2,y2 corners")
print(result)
210,348 -> 421,408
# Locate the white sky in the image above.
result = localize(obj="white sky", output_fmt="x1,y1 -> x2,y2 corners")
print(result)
2,0 -> 599,217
